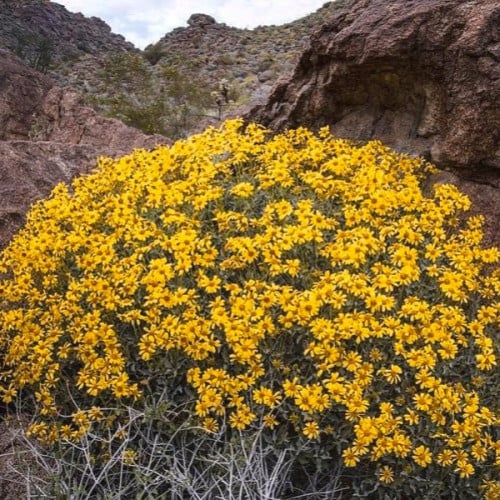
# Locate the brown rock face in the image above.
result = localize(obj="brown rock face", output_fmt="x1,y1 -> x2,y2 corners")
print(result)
0,48 -> 53,140
0,49 -> 166,248
248,0 -> 499,246
251,0 -> 499,173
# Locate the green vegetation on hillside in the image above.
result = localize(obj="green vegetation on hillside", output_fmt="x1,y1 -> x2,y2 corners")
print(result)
86,52 -> 241,139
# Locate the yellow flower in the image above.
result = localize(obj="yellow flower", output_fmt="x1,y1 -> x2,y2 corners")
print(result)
295,384 -> 329,413
437,449 -> 454,467
230,182 -> 254,197
1,386 -> 17,404
413,392 -> 433,412
229,405 -> 255,430
202,417 -> 219,433
342,447 -> 360,467
381,364 -> 402,384
413,445 -> 432,467
480,480 -> 500,500
471,442 -> 488,462
122,449 -> 138,465
195,387 -> 223,417
253,386 -> 282,408
345,395 -> 369,421
302,421 -> 320,439
476,351 -> 496,370
263,414 -> 279,429
378,465 -> 395,484
455,460 -> 475,478
389,432 -> 412,458
343,351 -> 363,372
354,417 -> 379,445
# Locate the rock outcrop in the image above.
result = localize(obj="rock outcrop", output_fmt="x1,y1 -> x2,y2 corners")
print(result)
249,0 -> 500,247
0,46 -> 53,140
0,49 -> 165,248
187,13 -> 217,28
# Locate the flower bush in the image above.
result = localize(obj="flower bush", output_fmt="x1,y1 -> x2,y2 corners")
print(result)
0,120 -> 498,498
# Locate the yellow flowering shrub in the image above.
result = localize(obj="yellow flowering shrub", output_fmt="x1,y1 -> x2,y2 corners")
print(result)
0,120 -> 498,497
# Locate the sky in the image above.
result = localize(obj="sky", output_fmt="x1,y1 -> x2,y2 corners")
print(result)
57,1 -> 329,49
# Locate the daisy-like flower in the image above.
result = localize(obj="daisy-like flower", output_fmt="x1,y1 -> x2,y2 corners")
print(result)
413,445 -> 432,467
378,465 -> 395,484
303,421 -> 320,439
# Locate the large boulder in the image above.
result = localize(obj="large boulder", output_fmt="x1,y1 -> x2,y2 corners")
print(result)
187,13 -> 217,28
249,0 -> 499,174
248,0 -> 499,246
0,49 -> 166,248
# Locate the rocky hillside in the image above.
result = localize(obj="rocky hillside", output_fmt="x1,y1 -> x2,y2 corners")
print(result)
41,3 -> 349,138
0,0 -> 134,70
0,1 -> 350,139
141,8 -> 345,112
0,1 -> 347,128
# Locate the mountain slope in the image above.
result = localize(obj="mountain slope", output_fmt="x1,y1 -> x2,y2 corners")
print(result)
1,1 -> 348,138
0,0 -> 134,70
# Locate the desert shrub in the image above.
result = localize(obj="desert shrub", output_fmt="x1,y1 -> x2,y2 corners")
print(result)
143,42 -> 165,65
158,65 -> 215,132
99,52 -> 150,87
216,53 -> 236,66
88,52 -> 165,134
0,120 -> 499,498
13,30 -> 53,73
256,54 -> 274,72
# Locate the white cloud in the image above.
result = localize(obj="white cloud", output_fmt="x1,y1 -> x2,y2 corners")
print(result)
56,0 -> 329,48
